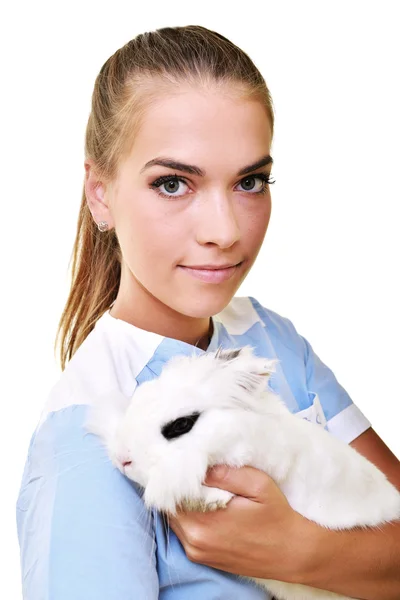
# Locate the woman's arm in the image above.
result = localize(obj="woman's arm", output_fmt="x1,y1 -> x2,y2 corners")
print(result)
349,427 -> 400,491
295,426 -> 400,600
296,510 -> 400,600
169,443 -> 400,600
16,405 -> 159,600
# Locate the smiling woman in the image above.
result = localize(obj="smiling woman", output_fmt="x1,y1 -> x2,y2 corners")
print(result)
83,87 -> 274,344
15,23 -> 400,600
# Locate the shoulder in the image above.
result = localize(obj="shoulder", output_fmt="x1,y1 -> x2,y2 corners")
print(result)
17,401 -> 148,522
36,311 -> 152,430
222,295 -> 306,358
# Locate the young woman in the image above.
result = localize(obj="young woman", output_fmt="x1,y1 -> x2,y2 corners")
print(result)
16,25 -> 400,599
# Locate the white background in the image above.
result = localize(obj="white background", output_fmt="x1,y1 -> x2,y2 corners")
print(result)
2,1 -> 399,597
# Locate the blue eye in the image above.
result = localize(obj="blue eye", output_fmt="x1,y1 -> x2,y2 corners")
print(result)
237,174 -> 275,194
150,175 -> 190,197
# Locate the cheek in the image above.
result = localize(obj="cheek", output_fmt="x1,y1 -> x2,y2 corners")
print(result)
241,197 -> 271,247
121,204 -> 184,266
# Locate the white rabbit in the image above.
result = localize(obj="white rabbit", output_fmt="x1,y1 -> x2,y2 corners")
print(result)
85,345 -> 400,600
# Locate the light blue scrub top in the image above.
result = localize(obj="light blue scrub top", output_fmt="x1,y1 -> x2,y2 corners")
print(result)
16,296 -> 371,599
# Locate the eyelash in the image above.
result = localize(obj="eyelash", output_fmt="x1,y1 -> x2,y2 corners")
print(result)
149,172 -> 276,199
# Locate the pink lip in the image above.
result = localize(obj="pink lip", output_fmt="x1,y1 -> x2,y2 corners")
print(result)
185,263 -> 239,270
178,262 -> 242,283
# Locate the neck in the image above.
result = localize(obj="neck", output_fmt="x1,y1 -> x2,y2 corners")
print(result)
194,320 -> 214,350
110,276 -> 214,347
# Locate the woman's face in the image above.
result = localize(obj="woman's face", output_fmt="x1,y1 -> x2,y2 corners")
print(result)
87,86 -> 273,328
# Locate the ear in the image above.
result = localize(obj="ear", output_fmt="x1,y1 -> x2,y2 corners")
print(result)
84,389 -> 130,447
214,345 -> 279,406
84,158 -> 115,230
214,345 -> 278,377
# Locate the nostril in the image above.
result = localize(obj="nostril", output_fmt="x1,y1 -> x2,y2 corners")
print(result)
122,460 -> 132,468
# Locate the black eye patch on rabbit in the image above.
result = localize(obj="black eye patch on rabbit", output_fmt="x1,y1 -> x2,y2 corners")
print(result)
85,345 -> 400,600
162,412 -> 201,440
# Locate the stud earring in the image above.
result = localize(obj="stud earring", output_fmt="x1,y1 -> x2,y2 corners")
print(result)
97,221 -> 109,232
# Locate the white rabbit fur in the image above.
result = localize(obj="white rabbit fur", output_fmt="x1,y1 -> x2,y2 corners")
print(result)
85,345 -> 400,600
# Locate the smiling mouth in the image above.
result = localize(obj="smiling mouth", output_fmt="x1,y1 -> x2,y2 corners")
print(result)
178,261 -> 243,283
182,262 -> 242,270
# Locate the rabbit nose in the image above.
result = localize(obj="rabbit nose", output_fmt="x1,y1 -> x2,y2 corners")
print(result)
122,460 -> 132,468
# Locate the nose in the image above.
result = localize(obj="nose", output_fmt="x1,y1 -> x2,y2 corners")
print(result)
195,191 -> 240,248
117,455 -> 133,468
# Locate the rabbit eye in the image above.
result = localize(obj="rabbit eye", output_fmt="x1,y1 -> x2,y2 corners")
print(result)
161,412 -> 201,440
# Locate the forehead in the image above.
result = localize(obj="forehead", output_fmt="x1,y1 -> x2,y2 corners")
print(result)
124,86 -> 272,176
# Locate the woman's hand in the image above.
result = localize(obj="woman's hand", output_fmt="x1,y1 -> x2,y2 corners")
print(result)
168,465 -> 310,582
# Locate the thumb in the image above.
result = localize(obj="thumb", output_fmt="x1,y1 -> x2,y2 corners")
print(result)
204,464 -> 277,502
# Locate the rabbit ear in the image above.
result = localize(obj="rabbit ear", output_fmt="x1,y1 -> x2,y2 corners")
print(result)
214,345 -> 278,377
214,346 -> 279,408
84,389 -> 130,447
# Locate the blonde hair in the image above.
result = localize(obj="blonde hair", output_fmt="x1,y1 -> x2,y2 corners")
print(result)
54,25 -> 275,371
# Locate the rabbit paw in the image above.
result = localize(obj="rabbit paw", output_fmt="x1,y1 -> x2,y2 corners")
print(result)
178,486 -> 234,512
202,485 -> 234,511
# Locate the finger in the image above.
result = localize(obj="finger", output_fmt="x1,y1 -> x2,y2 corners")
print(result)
166,513 -> 187,541
168,508 -> 204,530
204,465 -> 276,502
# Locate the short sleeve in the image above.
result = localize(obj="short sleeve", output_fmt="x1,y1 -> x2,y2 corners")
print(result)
300,334 -> 372,444
16,404 -> 159,600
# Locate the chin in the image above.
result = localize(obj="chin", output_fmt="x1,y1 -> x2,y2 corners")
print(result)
177,289 -> 238,318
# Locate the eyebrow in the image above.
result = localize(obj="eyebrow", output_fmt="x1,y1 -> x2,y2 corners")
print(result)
140,154 -> 273,177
